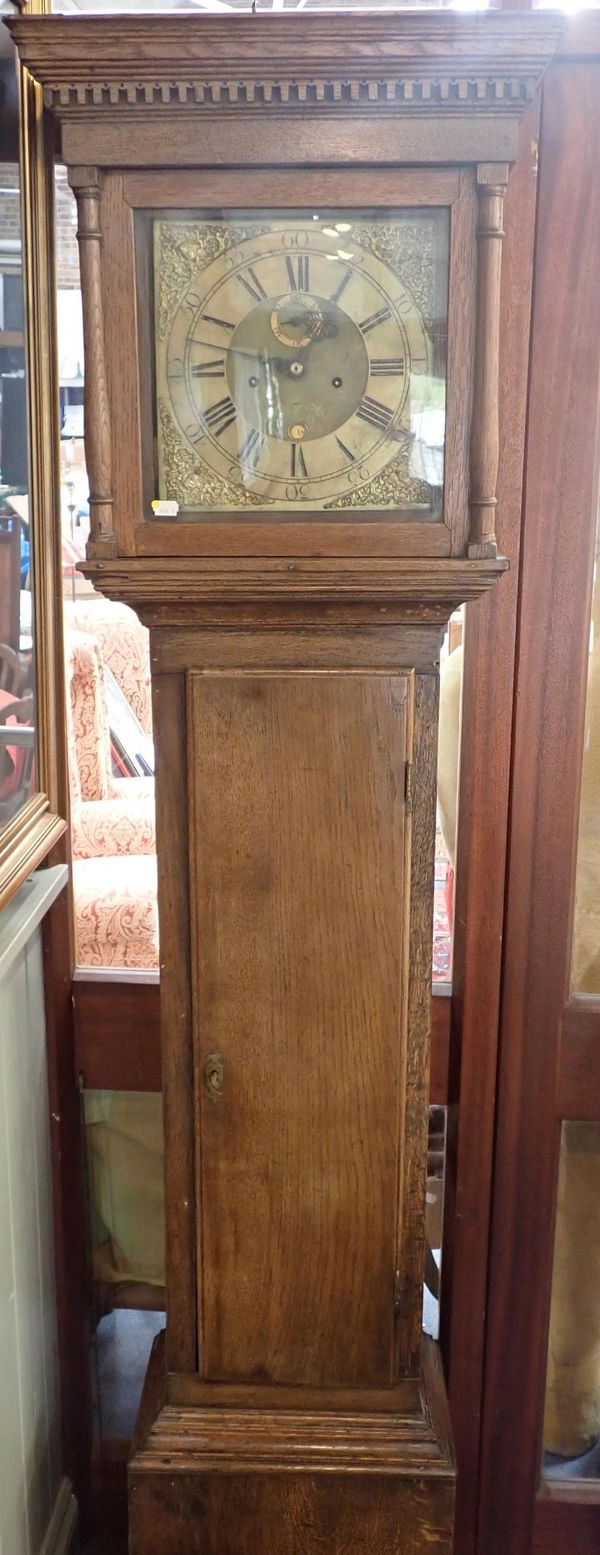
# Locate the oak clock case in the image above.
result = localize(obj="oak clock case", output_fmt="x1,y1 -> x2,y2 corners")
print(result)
7,11 -> 560,1555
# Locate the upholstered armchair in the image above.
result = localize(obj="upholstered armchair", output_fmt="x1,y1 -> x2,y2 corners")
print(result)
64,600 -> 159,969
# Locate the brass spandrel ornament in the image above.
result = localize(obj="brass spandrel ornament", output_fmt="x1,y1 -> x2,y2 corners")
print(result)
323,442 -> 432,511
351,220 -> 437,327
158,399 -> 268,510
156,220 -> 273,342
154,210 -> 448,517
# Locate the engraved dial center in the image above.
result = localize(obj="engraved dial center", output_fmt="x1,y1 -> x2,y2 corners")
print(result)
225,297 -> 370,442
270,292 -> 323,349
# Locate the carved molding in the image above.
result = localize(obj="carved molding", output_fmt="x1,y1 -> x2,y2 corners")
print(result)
82,555 -> 509,620
7,13 -> 563,128
41,75 -> 538,116
132,1398 -> 452,1477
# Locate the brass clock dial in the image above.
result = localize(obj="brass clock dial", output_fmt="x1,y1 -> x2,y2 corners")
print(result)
154,213 -> 448,515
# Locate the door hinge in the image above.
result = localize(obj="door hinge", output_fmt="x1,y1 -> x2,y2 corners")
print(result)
404,760 -> 413,814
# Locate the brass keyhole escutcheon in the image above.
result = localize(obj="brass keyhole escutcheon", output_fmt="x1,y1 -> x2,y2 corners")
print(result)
204,1051 -> 225,1101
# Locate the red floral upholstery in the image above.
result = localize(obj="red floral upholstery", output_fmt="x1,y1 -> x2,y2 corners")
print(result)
65,609 -> 158,969
72,854 -> 158,970
72,797 -> 156,861
64,598 -> 152,737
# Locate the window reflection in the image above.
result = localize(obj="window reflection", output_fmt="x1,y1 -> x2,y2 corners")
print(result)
0,153 -> 36,829
434,610 -> 463,987
52,0 -> 488,12
544,1122 -> 600,1479
423,1104 -> 446,1341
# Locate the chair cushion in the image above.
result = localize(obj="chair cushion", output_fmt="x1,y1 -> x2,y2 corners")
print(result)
73,853 -> 159,969
72,798 -> 156,860
65,598 -> 153,738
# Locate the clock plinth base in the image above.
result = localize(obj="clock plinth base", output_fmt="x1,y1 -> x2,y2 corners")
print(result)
129,1335 -> 454,1555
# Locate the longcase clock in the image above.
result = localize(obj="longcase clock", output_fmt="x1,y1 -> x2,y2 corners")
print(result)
10,13 -> 559,1554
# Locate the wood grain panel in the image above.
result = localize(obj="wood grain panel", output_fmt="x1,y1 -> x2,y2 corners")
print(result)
477,62 -> 600,1555
71,979 -> 450,1103
533,1490 -> 600,1555
130,1466 -> 453,1555
152,626 -> 442,677
62,115 -> 519,176
440,100 -> 541,1555
73,981 -> 162,1092
151,671 -> 196,1374
130,1337 -> 454,1555
189,671 -> 410,1386
123,166 -> 460,210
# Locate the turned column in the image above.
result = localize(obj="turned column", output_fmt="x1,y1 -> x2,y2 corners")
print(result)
468,163 -> 508,560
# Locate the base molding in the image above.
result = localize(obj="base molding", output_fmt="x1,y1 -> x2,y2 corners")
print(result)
129,1335 -> 454,1554
40,1477 -> 78,1555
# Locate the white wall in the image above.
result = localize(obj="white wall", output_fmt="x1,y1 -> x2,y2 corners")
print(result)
0,867 -> 76,1555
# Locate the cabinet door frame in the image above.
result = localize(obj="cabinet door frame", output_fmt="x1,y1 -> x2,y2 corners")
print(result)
477,19 -> 600,1555
438,95 -> 541,1555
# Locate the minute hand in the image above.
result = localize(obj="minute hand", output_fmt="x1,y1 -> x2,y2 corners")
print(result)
194,341 -> 309,368
193,341 -> 270,362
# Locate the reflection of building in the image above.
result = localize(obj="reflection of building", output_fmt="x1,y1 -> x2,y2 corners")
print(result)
0,163 -> 27,491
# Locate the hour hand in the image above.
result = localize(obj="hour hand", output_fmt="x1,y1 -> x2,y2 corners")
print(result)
270,295 -> 323,350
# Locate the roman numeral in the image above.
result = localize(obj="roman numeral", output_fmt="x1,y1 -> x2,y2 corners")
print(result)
238,266 -> 267,304
203,395 -> 237,438
335,435 -> 355,464
183,291 -> 202,315
359,306 -> 392,336
184,421 -> 203,445
331,269 -> 352,304
370,358 -> 405,378
290,444 -> 308,478
191,359 -> 226,379
239,428 -> 265,469
286,254 -> 309,292
201,312 -> 235,333
356,395 -> 392,433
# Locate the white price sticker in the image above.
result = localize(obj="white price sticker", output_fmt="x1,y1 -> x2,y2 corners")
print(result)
151,499 -> 180,518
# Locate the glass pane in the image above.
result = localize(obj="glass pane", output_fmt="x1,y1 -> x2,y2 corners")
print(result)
434,611 -> 463,987
423,1104 -> 446,1342
56,167 -> 158,972
84,1089 -> 165,1293
544,1122 -> 600,1479
52,1 -> 487,13
0,73 -> 37,831
571,497 -> 600,994
152,206 -> 448,520
534,0 -> 600,9
84,1087 -> 165,1455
